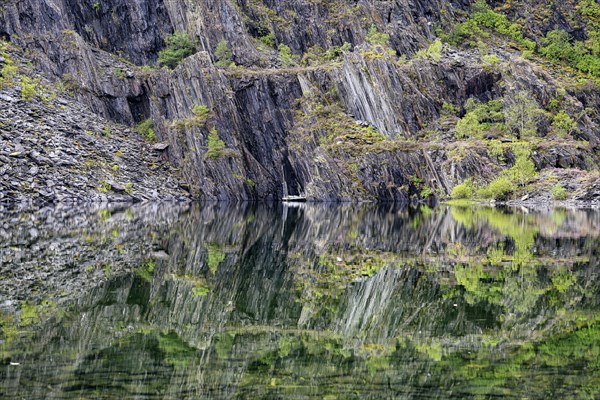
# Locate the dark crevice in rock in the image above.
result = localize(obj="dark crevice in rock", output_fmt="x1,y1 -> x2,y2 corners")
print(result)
128,93 -> 151,123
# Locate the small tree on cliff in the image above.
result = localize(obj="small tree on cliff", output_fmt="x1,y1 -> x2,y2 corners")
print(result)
158,32 -> 195,69
215,40 -> 233,68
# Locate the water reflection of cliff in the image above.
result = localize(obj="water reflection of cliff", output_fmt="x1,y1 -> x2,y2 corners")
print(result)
1,204 -> 600,399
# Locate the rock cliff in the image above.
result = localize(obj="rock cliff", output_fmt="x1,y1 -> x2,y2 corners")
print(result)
2,0 -> 600,202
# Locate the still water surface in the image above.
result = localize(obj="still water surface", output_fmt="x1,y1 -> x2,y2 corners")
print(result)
1,203 -> 600,399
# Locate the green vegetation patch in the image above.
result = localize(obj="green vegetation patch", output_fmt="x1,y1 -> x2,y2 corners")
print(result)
158,32 -> 196,69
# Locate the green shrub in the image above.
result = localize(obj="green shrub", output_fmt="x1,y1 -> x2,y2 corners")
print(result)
451,179 -> 475,199
482,54 -> 500,69
551,110 -> 577,137
441,102 -> 459,117
539,28 -> 600,77
420,186 -> 434,198
465,98 -> 503,123
547,98 -> 560,113
205,128 -> 225,159
114,68 -> 125,79
446,19 -> 485,46
278,43 -> 295,67
551,183 -> 567,200
20,76 -> 37,101
445,1 -> 533,50
136,118 -> 155,141
455,112 -> 483,139
158,32 -> 195,69
124,182 -> 134,194
324,42 -> 352,61
416,39 -> 443,61
540,29 -> 576,63
0,53 -> 18,88
477,176 -> 514,200
98,181 -> 111,193
259,32 -> 275,48
192,105 -> 210,120
366,25 -> 390,46
215,39 -> 233,68
172,105 -> 211,129
487,139 -> 506,161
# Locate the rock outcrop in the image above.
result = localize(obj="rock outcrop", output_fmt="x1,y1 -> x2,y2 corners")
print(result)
0,76 -> 189,208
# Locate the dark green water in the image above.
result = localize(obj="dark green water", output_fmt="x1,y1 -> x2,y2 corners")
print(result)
1,203 -> 600,399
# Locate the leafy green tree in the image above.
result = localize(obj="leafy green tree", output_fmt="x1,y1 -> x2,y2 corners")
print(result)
158,32 -> 195,69
503,91 -> 543,139
215,39 -> 233,68
507,145 -> 537,188
455,112 -> 483,139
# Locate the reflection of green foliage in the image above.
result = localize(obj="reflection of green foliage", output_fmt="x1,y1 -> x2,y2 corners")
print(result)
550,208 -> 568,226
551,267 -> 576,294
170,274 -> 211,297
454,263 -> 502,305
451,206 -> 538,269
136,259 -> 156,282
278,336 -> 294,357
20,300 -> 55,327
157,331 -> 197,368
215,332 -> 235,359
415,339 -> 443,361
98,208 -> 111,221
537,322 -> 600,369
0,312 -> 19,350
192,285 -> 210,297
486,243 -> 504,266
365,355 -> 390,375
206,243 -> 225,273
2,300 -> 56,353
420,205 -> 433,217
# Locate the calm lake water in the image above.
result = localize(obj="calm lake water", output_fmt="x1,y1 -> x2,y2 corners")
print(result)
1,203 -> 600,399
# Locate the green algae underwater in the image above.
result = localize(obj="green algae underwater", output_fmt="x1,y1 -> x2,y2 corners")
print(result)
1,203 -> 600,399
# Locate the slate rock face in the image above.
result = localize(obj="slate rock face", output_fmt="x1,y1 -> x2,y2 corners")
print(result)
1,0 -> 599,202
